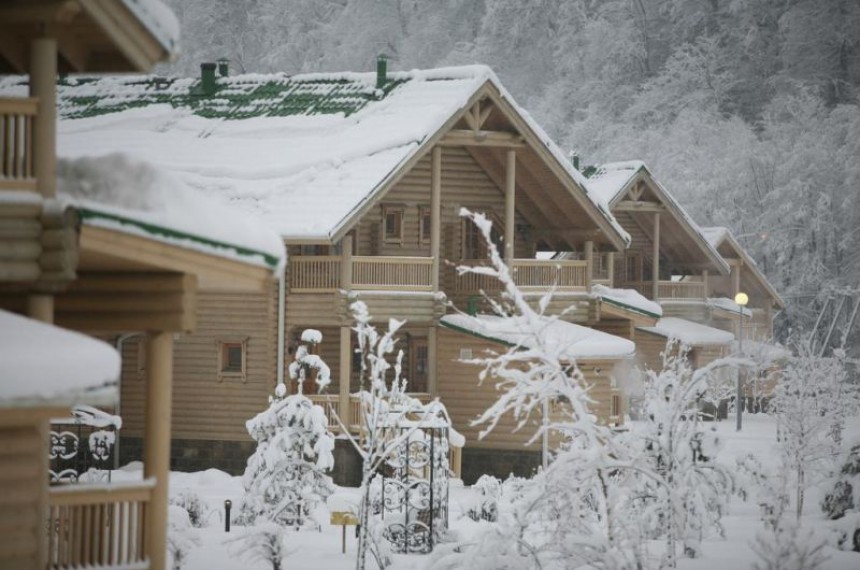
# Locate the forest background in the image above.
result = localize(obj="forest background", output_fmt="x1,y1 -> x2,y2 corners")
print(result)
159,0 -> 860,354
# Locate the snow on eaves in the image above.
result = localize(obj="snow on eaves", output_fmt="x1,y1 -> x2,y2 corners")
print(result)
708,297 -> 753,317
57,154 -> 285,271
591,284 -> 663,318
638,317 -> 734,346
0,310 -> 119,409
440,313 -> 635,360
0,65 -> 628,244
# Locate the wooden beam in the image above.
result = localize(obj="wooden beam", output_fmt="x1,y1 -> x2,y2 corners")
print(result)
439,129 -> 526,148
615,200 -> 665,213
79,225 -> 273,293
0,29 -> 28,72
430,146 -> 441,291
505,149 -> 516,265
652,212 -> 660,300
55,29 -> 90,71
0,1 -> 81,24
339,326 -> 351,428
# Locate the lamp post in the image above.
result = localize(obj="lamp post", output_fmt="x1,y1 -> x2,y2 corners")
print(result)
734,292 -> 749,431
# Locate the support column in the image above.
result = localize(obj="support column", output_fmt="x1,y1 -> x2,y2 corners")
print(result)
30,37 -> 56,199
427,327 -> 437,396
430,147 -> 442,291
26,295 -> 53,323
29,37 -> 57,323
144,331 -> 173,570
584,241 -> 593,293
341,234 -> 353,290
702,269 -> 709,300
505,149 -> 516,266
652,212 -> 660,300
339,325 -> 352,429
607,252 -> 615,288
731,262 -> 741,297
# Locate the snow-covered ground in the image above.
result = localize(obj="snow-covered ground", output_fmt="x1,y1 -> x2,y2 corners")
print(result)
117,413 -> 860,569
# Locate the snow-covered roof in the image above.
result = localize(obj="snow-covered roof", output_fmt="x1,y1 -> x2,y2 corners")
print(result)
440,313 -> 635,360
586,161 -> 729,274
701,226 -> 785,309
637,317 -> 734,346
0,310 -> 120,409
59,155 -> 285,271
0,66 -> 627,245
591,284 -> 663,319
709,297 -> 753,317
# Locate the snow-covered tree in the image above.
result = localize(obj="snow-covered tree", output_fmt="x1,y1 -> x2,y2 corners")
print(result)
631,341 -> 735,565
239,330 -> 336,529
769,345 -> 858,520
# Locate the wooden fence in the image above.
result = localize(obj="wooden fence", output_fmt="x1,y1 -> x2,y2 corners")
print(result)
0,97 -> 37,191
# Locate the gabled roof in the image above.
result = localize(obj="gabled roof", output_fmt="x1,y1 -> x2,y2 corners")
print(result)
587,161 -> 729,275
0,66 -> 629,247
701,226 -> 785,309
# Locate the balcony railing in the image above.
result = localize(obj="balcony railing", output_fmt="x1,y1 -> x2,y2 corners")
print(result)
1,97 -> 37,191
454,259 -> 589,292
618,280 -> 706,300
47,480 -> 154,570
352,256 -> 433,291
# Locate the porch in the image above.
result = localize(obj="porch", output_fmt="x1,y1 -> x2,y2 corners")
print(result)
617,278 -> 707,301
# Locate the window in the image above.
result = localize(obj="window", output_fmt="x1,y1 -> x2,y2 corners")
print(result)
610,393 -> 621,418
217,339 -> 248,381
409,337 -> 429,393
462,216 -> 502,259
419,207 -> 431,244
383,206 -> 404,244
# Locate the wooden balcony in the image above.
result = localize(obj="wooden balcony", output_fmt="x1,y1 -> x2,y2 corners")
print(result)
289,256 -> 433,293
1,97 -> 38,192
47,480 -> 154,570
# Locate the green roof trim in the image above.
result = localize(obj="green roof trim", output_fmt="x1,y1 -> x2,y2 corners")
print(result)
598,295 -> 662,320
55,74 -> 408,121
77,206 -> 280,269
438,318 -> 516,349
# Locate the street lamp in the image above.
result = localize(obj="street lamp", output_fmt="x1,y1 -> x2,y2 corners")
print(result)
734,292 -> 749,431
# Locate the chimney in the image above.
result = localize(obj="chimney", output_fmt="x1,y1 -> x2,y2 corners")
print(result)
217,58 -> 229,77
200,62 -> 217,95
376,54 -> 388,90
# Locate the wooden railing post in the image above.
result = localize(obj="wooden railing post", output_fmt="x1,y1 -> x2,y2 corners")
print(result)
702,269 -> 709,299
584,241 -> 593,293
341,234 -> 353,291
504,149 -> 515,266
607,252 -> 615,288
652,212 -> 660,300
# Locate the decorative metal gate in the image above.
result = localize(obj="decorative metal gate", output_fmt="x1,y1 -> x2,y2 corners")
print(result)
49,405 -> 120,484
379,424 -> 449,554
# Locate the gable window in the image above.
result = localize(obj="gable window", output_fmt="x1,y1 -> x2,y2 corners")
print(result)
419,207 -> 431,244
217,339 -> 248,382
383,206 -> 404,244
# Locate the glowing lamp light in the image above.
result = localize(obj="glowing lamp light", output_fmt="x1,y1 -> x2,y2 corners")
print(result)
734,292 -> 749,307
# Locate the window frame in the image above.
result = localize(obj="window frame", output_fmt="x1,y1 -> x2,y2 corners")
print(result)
419,206 -> 432,245
382,205 -> 404,245
217,338 -> 248,382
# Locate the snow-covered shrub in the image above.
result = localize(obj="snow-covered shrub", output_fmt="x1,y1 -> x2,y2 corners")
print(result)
751,518 -> 830,570
169,490 -> 211,528
736,453 -> 790,530
167,504 -> 200,570
228,521 -> 289,570
822,442 -> 860,520
467,475 -> 501,522
239,392 -> 336,529
631,340 -> 735,563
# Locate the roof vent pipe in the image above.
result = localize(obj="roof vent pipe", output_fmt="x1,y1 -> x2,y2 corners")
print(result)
376,54 -> 388,89
200,62 -> 217,94
217,58 -> 229,77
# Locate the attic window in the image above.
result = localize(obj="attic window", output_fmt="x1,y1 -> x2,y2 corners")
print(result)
383,206 -> 404,244
218,339 -> 248,382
